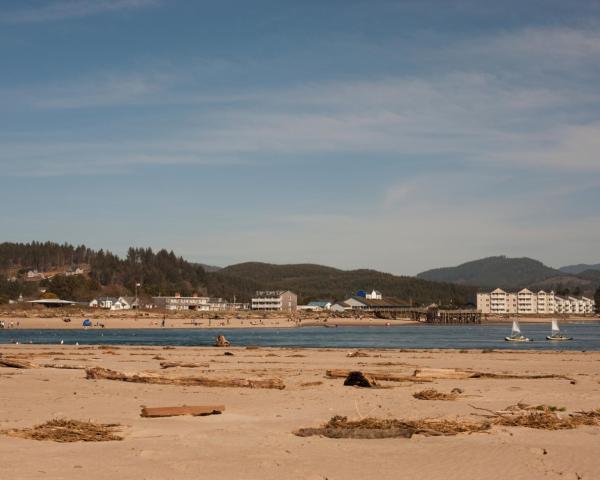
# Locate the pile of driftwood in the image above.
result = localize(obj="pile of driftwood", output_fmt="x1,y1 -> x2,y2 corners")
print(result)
85,367 -> 285,389
2,419 -> 122,442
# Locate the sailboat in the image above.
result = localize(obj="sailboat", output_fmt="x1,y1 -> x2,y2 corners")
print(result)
505,320 -> 531,342
546,319 -> 572,341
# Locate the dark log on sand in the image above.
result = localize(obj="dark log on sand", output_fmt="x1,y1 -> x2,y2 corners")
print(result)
86,367 -> 285,390
141,405 -> 225,418
343,371 -> 378,388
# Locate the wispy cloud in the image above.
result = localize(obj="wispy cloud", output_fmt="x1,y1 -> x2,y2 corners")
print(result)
1,0 -> 161,23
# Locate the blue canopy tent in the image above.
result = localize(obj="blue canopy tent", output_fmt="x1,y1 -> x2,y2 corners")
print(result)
82,319 -> 92,327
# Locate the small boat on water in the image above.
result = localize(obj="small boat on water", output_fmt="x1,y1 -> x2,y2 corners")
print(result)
505,320 -> 531,342
546,319 -> 572,341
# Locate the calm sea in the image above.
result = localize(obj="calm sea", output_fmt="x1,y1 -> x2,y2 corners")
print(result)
1,323 -> 600,350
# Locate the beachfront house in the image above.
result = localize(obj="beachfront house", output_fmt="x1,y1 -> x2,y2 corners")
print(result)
340,294 -> 409,313
89,296 -> 133,310
307,300 -> 332,310
251,291 -> 297,312
330,301 -> 351,312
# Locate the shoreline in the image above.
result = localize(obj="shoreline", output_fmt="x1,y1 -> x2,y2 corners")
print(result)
0,311 -> 598,331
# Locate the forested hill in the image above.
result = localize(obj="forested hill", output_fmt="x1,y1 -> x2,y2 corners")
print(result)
0,242 -> 477,306
208,262 -> 477,306
0,242 -> 206,302
417,256 -> 564,288
417,255 -> 600,296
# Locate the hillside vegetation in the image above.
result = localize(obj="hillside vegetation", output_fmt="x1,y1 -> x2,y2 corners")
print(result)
210,262 -> 476,305
0,242 -> 476,306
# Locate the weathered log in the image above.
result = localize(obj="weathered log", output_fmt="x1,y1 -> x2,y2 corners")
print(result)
0,358 -> 40,369
86,367 -> 285,389
141,405 -> 225,418
413,368 -> 475,380
159,362 -> 209,369
413,368 -> 571,381
42,363 -> 88,370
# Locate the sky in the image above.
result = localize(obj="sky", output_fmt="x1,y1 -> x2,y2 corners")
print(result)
1,0 -> 599,275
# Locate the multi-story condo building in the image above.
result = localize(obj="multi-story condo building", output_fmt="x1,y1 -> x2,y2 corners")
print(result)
152,295 -> 227,311
477,288 -> 595,315
251,291 -> 297,311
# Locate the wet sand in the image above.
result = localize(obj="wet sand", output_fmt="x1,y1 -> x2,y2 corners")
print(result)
1,345 -> 599,479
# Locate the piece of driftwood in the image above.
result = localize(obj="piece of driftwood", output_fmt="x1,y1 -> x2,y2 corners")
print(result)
344,371 -> 378,388
42,363 -> 88,370
326,369 -> 431,383
413,368 -> 474,380
140,405 -> 225,418
413,368 -> 571,381
159,362 -> 209,369
0,358 -> 40,369
86,367 -> 285,389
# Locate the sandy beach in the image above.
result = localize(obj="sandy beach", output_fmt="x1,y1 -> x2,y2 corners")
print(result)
0,307 -> 597,330
1,345 -> 599,479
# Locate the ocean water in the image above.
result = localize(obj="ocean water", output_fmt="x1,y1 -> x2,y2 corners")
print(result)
1,323 -> 600,350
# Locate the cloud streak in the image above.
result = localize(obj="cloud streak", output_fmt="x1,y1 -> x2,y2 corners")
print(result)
1,0 -> 161,23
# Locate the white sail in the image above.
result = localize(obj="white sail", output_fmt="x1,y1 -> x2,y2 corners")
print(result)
512,320 -> 521,335
551,320 -> 560,334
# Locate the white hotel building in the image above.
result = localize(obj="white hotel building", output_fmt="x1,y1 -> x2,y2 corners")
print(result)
477,288 -> 595,315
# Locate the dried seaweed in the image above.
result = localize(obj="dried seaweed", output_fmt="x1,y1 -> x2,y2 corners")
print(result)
2,419 -> 122,442
295,415 -> 491,439
413,389 -> 458,401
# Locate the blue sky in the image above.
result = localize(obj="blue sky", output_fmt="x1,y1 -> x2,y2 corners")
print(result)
1,0 -> 599,274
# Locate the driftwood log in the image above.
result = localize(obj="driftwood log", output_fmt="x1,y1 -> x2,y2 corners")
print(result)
0,358 -> 40,369
86,367 -> 285,389
159,362 -> 209,369
141,405 -> 225,418
413,368 -> 571,381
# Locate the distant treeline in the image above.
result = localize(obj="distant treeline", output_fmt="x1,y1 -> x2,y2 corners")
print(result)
0,242 -> 476,306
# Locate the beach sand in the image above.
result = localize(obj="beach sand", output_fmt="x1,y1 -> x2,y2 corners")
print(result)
1,345 -> 599,479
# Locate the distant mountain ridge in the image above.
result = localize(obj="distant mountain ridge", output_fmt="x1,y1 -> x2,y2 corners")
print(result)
417,256 -> 600,296
559,263 -> 600,275
417,256 -> 562,288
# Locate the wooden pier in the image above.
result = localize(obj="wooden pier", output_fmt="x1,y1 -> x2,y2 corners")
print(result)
406,307 -> 481,324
